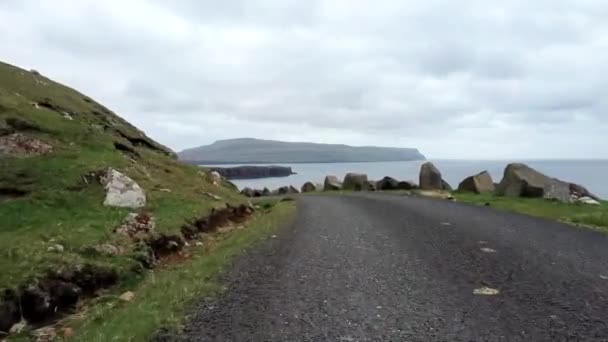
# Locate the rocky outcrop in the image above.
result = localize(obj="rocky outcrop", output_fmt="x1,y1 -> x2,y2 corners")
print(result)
496,163 -> 599,203
301,182 -> 317,193
458,171 -> 495,194
0,133 -> 53,157
101,168 -> 146,208
209,171 -> 222,185
324,175 -> 342,191
113,212 -> 156,239
343,173 -> 369,191
208,166 -> 295,180
419,162 -> 443,190
365,181 -> 377,192
377,177 -> 399,190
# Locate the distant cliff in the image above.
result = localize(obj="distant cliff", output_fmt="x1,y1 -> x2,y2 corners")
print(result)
209,165 -> 295,179
179,138 -> 426,164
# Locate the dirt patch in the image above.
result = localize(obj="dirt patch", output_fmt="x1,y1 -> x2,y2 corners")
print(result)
0,188 -> 29,201
181,203 -> 254,239
0,133 -> 53,157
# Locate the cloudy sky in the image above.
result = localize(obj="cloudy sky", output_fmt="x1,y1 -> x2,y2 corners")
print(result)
1,1 -> 607,159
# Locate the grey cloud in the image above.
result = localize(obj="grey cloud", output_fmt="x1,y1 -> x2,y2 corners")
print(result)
0,0 -> 607,158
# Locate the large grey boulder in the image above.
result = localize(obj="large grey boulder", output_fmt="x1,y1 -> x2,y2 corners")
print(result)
301,182 -> 317,193
458,171 -> 495,194
377,176 -> 399,190
419,162 -> 443,190
543,179 -> 572,202
495,163 -> 551,198
101,168 -> 146,208
324,175 -> 342,191
343,173 -> 369,191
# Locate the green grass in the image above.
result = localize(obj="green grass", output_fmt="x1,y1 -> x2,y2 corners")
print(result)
453,192 -> 608,232
68,201 -> 295,341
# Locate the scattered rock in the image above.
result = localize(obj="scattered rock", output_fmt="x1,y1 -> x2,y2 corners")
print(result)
202,192 -> 222,201
209,166 -> 295,179
9,320 -> 26,334
94,243 -> 120,256
324,175 -> 342,191
32,326 -> 56,342
473,287 -> 500,296
342,173 -> 369,191
241,187 -> 255,197
119,291 -> 135,302
301,182 -> 317,193
576,196 -> 600,205
47,244 -> 64,253
419,162 -> 443,190
458,171 -> 495,194
376,176 -> 399,190
100,168 -> 146,208
209,171 -> 222,185
0,133 -> 53,157
364,181 -> 377,191
114,212 -> 156,239
182,203 -> 255,239
276,186 -> 299,195
148,234 -> 185,257
397,181 -> 417,190
195,242 -> 204,247
569,183 -> 600,201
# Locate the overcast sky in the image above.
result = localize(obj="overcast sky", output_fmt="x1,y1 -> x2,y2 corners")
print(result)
1,1 -> 607,159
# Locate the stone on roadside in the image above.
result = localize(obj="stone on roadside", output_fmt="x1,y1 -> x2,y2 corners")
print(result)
301,182 -> 317,193
101,168 -> 146,208
324,175 -> 342,191
377,176 -> 399,190
419,162 -> 443,190
458,171 -> 495,194
342,173 -> 369,191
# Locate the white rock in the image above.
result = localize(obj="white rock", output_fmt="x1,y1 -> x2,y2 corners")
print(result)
101,168 -> 146,208
94,243 -> 120,256
210,171 -> 222,185
473,287 -> 500,295
47,244 -> 64,253
10,320 -> 27,334
119,291 -> 135,302
577,196 -> 600,205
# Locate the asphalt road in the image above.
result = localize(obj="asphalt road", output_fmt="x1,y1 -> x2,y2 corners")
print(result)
184,193 -> 608,341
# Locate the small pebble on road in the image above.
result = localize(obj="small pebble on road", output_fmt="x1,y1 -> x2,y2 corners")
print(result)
480,247 -> 497,253
474,287 -> 500,295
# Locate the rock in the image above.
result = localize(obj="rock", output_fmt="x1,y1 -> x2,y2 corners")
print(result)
209,171 -> 222,184
240,188 -> 255,197
47,244 -> 64,253
148,234 -> 185,257
262,188 -> 271,196
277,186 -> 299,195
301,182 -> 317,193
289,185 -> 300,194
397,181 -> 417,190
0,133 -> 53,157
419,162 -> 443,190
202,192 -> 222,200
458,171 -> 495,193
119,291 -> 135,302
32,326 -> 57,342
495,163 -> 550,198
9,320 -> 26,334
576,196 -> 600,205
114,212 -> 156,239
343,173 -> 369,191
570,183 -> 600,201
252,189 -> 264,197
323,175 -> 342,191
377,176 -> 399,190
195,242 -> 204,247
101,168 -> 146,208
94,243 -> 120,256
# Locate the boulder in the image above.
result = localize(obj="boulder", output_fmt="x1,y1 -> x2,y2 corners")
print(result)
377,176 -> 399,190
543,179 -> 571,202
569,183 -> 600,201
262,188 -> 271,196
114,212 -> 156,239
419,162 -> 443,190
324,175 -> 342,191
441,180 -> 453,191
240,187 -> 254,197
365,181 -> 377,192
495,163 -> 552,198
301,182 -> 317,193
101,168 -> 146,208
209,171 -> 222,184
458,171 -> 495,194
343,173 -> 369,191
289,185 -> 300,194
397,181 -> 417,190
277,186 -> 299,195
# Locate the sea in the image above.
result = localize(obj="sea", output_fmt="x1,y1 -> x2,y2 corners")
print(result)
205,160 -> 608,200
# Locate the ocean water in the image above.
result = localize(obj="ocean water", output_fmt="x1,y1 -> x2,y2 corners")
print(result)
206,160 -> 608,199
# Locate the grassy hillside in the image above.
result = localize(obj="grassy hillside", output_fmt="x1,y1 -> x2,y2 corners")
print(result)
0,61 -> 244,304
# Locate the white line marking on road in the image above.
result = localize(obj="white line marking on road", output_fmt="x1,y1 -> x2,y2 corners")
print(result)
473,287 -> 500,295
